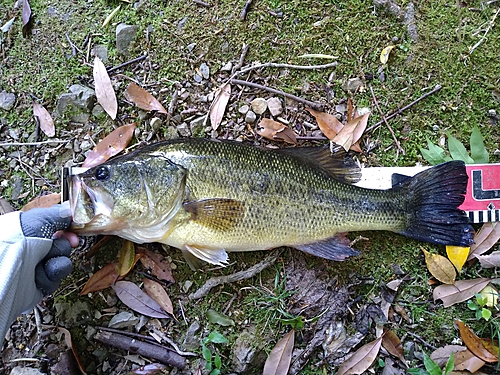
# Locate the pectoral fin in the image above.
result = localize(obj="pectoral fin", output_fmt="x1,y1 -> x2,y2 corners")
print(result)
183,198 -> 245,231
294,234 -> 360,261
184,244 -> 229,266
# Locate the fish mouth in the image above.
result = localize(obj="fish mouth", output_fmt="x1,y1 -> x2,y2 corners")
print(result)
69,175 -> 114,230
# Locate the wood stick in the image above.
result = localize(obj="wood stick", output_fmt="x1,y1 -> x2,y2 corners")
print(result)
107,55 -> 147,74
240,0 -> 253,21
0,140 -> 69,147
192,0 -> 210,7
94,330 -> 186,369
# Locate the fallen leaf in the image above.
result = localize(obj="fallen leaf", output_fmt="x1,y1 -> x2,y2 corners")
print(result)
455,320 -> 498,363
124,82 -> 168,114
209,83 -> 231,130
446,246 -> 469,273
1,17 -> 16,33
257,118 -> 297,144
21,193 -> 61,212
102,4 -> 121,28
380,45 -> 395,64
332,112 -> 369,152
206,309 -> 234,326
433,278 -> 491,307
479,285 -> 498,307
0,198 -> 14,214
82,123 -> 136,167
93,56 -> 118,120
347,98 -> 355,122
477,251 -> 500,268
422,248 -> 456,284
143,278 -> 174,316
118,240 -> 137,277
57,327 -> 88,375
454,348 -> 486,372
113,280 -> 171,319
22,0 -> 31,37
468,222 -> 500,260
137,247 -> 175,283
430,345 -> 466,367
337,336 -> 383,375
263,329 -> 295,375
33,101 -> 55,137
382,329 -> 406,365
80,263 -> 120,295
306,107 -> 344,139
131,363 -> 167,375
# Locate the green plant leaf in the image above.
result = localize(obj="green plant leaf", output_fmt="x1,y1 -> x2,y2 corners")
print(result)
470,126 -> 489,164
444,353 -> 455,375
423,352 -> 442,375
202,343 -> 212,362
206,309 -> 235,326
407,369 -> 430,375
467,300 -> 479,311
210,370 -> 221,375
447,133 -> 475,163
420,140 -> 451,165
280,316 -> 305,330
481,308 -> 492,321
214,352 -> 222,369
208,331 -> 228,344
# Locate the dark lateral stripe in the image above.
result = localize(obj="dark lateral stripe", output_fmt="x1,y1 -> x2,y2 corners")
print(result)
466,210 -> 500,223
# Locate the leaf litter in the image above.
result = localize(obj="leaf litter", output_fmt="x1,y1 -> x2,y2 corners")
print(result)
93,56 -> 118,120
124,82 -> 168,114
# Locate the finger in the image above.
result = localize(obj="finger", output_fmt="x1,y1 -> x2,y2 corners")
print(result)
35,263 -> 60,295
21,205 -> 72,238
45,238 -> 72,259
45,256 -> 73,282
54,231 -> 80,247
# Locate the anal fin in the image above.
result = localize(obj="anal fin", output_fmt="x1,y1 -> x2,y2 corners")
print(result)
294,235 -> 360,261
184,244 -> 229,267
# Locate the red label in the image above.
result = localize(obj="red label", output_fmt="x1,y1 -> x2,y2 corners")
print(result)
460,164 -> 500,211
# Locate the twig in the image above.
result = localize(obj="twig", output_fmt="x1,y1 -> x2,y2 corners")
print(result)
65,33 -> 82,56
0,140 -> 69,147
233,61 -> 338,78
366,84 -> 442,132
405,331 -> 437,350
189,251 -> 280,299
240,0 -> 253,21
192,0 -> 210,7
469,7 -> 500,54
231,79 -> 323,111
369,85 -> 405,157
150,326 -> 197,357
296,135 -> 327,141
107,54 -> 147,74
94,330 -> 186,369
232,43 -> 250,74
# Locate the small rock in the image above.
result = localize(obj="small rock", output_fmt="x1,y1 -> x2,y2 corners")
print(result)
182,321 -> 201,351
182,280 -> 193,293
186,43 -> 196,52
108,311 -> 139,329
199,63 -> 210,80
357,107 -> 371,116
494,149 -> 500,156
93,44 -> 108,63
250,98 -> 267,115
177,122 -> 191,137
79,140 -> 93,151
165,126 -> 179,140
193,73 -> 202,83
267,97 -> 283,117
9,367 -> 44,375
177,17 -> 188,33
8,129 -> 20,140
116,23 -> 139,56
221,61 -> 233,72
92,104 -> 105,117
335,103 -> 346,113
0,91 -> 16,111
56,84 -> 96,122
432,125 -> 440,131
238,104 -> 249,114
190,115 -> 207,136
245,110 -> 257,124
343,77 -> 364,93
231,326 -> 267,374
150,117 -> 162,133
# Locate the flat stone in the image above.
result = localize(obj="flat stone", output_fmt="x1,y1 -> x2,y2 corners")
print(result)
267,97 -> 283,117
177,122 -> 191,137
199,63 -> 210,79
221,61 -> 233,72
0,91 -> 16,111
250,98 -> 267,115
9,367 -> 44,375
190,115 -> 207,136
238,104 -> 249,114
343,77 -> 364,93
116,23 -> 139,56
245,110 -> 256,124
108,311 -> 139,329
94,44 -> 108,63
231,326 -> 267,374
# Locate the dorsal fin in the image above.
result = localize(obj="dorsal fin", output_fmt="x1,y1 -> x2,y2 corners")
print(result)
276,146 -> 361,184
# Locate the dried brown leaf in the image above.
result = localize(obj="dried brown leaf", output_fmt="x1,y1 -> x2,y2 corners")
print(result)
347,98 -> 355,122
85,235 -> 115,259
137,247 -> 175,283
468,222 -> 500,260
124,82 -> 168,114
57,327 -> 88,375
0,198 -> 14,215
306,107 -> 344,139
454,348 -> 486,372
80,262 -> 120,295
263,329 -> 294,375
33,102 -> 55,137
455,320 -> 498,363
430,345 -> 466,367
93,56 -> 117,119
337,336 -> 383,375
422,248 -> 456,284
22,0 -> 31,37
332,112 -> 369,152
21,193 -> 61,212
143,278 -> 174,316
113,280 -> 171,319
209,83 -> 231,130
477,251 -> 500,268
118,240 -> 142,276
257,118 -> 297,145
433,278 -> 491,307
382,329 -> 406,365
82,123 -> 136,167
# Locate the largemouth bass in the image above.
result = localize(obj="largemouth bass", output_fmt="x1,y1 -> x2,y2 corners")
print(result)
69,139 -> 474,266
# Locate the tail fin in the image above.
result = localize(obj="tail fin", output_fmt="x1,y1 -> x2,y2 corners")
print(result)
398,161 -> 474,246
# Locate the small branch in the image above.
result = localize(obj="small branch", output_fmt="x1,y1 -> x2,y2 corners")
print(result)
469,7 -> 500,54
94,330 -> 186,369
405,331 -> 437,350
240,0 -> 253,21
0,140 -> 69,147
232,43 -> 250,74
65,33 -> 82,56
107,54 -> 147,74
192,0 -> 210,6
369,85 -> 405,157
231,79 -> 324,111
189,251 -> 280,299
234,61 -> 338,78
366,84 -> 442,132
296,135 -> 327,141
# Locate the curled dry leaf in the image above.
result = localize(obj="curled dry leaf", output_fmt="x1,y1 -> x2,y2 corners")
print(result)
137,247 -> 175,283
306,107 -> 344,139
263,329 -> 294,375
57,327 -> 88,375
80,262 -> 120,295
21,193 -> 61,212
82,123 -> 136,167
124,82 -> 168,114
468,222 -> 500,260
382,329 -> 406,365
332,112 -> 369,152
455,320 -> 499,363
337,336 -> 383,375
33,101 -> 55,137
257,118 -> 297,145
113,280 -> 171,319
22,0 -> 31,37
422,248 -> 456,285
93,56 -> 118,120
433,278 -> 491,307
209,83 -> 231,130
143,278 -> 174,316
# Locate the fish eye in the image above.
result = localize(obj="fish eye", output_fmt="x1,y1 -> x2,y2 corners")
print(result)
95,166 -> 110,181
